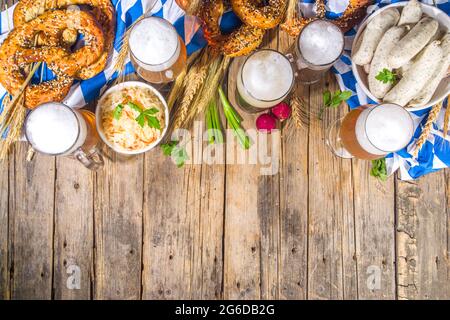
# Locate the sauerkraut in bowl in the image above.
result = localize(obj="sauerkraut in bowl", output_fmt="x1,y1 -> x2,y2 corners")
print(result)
96,81 -> 169,154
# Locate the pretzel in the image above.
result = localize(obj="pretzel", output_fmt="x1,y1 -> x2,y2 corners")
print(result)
281,0 -> 372,36
231,0 -> 288,30
0,10 -> 105,109
199,0 -> 264,57
14,0 -> 115,80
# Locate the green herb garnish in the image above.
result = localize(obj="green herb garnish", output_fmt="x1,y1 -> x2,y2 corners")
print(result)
375,68 -> 397,84
205,98 -> 223,144
125,102 -> 161,130
161,140 -> 189,168
113,104 -> 124,120
319,90 -> 352,120
370,158 -> 388,181
218,85 -> 251,149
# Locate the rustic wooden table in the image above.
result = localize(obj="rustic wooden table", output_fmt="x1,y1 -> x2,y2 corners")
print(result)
1,1 -> 449,300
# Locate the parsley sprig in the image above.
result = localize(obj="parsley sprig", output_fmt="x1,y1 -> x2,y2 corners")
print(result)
375,68 -> 397,84
370,158 -> 388,181
113,102 -> 161,130
319,90 -> 352,120
161,140 -> 189,168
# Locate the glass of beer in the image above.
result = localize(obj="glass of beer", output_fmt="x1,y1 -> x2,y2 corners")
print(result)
25,103 -> 104,170
129,16 -> 187,84
236,49 -> 295,113
292,19 -> 344,84
326,103 -> 414,160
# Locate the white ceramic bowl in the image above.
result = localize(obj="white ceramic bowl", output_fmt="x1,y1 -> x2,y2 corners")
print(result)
351,2 -> 450,111
96,81 -> 170,155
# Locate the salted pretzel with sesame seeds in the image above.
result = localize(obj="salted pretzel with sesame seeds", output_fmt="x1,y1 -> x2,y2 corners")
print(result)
0,10 -> 105,109
231,0 -> 288,30
13,0 -> 115,80
199,0 -> 265,57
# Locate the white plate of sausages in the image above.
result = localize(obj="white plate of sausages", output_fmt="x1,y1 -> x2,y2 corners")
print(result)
351,0 -> 450,111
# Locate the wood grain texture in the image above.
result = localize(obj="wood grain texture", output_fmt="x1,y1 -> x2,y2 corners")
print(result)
277,30 -> 309,300
257,30 -> 281,300
53,157 -> 94,299
0,155 -> 9,299
396,172 -> 450,299
352,160 -> 396,299
8,143 -> 55,299
307,76 -> 357,300
224,30 -> 281,300
142,148 -> 202,299
192,154 -> 225,299
94,153 -> 144,299
224,58 -> 262,300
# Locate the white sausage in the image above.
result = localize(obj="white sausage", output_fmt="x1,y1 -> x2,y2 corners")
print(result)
369,26 -> 408,99
398,0 -> 422,26
352,8 -> 400,66
398,60 -> 413,77
409,33 -> 450,107
389,17 -> 439,69
363,64 -> 370,74
384,41 -> 443,107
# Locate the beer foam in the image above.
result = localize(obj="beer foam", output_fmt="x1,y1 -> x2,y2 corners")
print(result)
241,50 -> 293,101
26,103 -> 79,155
129,17 -> 179,71
299,20 -> 344,65
356,104 -> 413,154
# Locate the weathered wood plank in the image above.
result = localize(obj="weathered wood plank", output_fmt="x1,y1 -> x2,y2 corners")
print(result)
8,143 -> 55,299
0,155 -> 9,299
192,157 -> 225,299
224,30 -> 281,300
142,101 -> 225,299
307,75 -> 357,299
352,160 -> 396,299
142,145 -> 199,299
278,30 -> 309,300
396,172 -> 450,299
94,153 -> 144,299
258,30 -> 281,300
53,157 -> 94,299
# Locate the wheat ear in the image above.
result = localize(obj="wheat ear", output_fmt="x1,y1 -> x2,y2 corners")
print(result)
0,62 -> 42,159
186,0 -> 202,16
182,55 -> 230,129
166,49 -> 201,110
442,95 -> 450,138
285,0 -> 298,21
413,101 -> 443,157
290,95 -> 309,129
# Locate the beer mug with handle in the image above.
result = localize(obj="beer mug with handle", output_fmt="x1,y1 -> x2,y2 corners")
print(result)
25,102 -> 104,170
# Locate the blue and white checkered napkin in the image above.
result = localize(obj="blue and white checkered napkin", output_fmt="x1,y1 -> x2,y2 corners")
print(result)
0,0 -> 449,180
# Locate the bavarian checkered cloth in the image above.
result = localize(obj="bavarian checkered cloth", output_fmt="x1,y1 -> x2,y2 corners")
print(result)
0,0 -> 449,180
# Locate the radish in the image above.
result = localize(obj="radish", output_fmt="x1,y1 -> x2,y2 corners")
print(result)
271,102 -> 291,121
256,113 -> 277,133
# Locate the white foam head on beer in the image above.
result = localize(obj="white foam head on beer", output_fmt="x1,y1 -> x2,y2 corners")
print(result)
26,103 -> 79,155
356,103 -> 413,155
242,50 -> 293,101
299,20 -> 344,65
129,17 -> 180,72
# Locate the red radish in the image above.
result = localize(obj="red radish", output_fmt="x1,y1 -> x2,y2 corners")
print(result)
256,113 -> 277,133
271,102 -> 291,121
